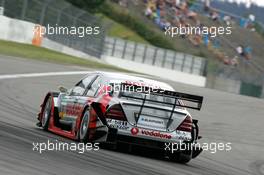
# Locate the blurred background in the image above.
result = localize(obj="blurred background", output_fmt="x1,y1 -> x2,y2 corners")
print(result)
0,0 -> 263,98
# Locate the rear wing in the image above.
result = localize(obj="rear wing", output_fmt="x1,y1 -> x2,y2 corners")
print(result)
118,83 -> 203,111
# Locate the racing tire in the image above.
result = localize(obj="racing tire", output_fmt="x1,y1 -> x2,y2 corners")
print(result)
79,110 -> 90,143
42,96 -> 52,131
168,150 -> 192,164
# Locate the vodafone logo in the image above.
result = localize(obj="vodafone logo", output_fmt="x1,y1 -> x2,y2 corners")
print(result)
141,129 -> 172,139
131,128 -> 172,140
131,128 -> 139,135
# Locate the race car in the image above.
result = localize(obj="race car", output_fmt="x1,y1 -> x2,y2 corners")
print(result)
37,71 -> 203,163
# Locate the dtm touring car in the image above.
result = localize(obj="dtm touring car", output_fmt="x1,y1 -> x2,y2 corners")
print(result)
37,72 -> 204,163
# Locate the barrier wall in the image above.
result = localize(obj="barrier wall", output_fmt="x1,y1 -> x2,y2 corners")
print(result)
0,7 -> 3,15
206,75 -> 241,94
0,15 -> 99,62
103,55 -> 206,87
1,0 -> 104,58
41,38 -> 99,62
262,86 -> 264,98
0,15 -> 34,44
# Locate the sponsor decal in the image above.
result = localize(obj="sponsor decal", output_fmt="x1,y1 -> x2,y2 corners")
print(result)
137,115 -> 166,129
141,118 -> 164,125
141,129 -> 172,139
61,104 -> 82,116
175,130 -> 192,141
131,128 -> 139,135
130,127 -> 172,139
107,119 -> 129,130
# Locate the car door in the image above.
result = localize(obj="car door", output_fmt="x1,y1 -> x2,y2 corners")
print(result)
59,74 -> 97,126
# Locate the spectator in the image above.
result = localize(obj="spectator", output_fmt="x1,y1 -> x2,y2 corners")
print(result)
212,39 -> 220,49
119,0 -> 128,7
179,1 -> 198,24
247,14 -> 255,31
147,0 -> 156,10
188,33 -> 202,46
175,0 -> 181,7
244,46 -> 252,60
210,11 -> 219,21
236,45 -> 244,56
230,56 -> 239,66
236,45 -> 252,60
203,34 -> 210,46
223,55 -> 230,65
223,15 -> 231,25
239,18 -> 247,28
203,0 -> 210,12
248,14 -> 255,22
223,56 -> 239,66
145,6 -> 153,17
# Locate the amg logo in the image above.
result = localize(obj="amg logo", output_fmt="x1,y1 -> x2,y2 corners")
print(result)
141,130 -> 171,139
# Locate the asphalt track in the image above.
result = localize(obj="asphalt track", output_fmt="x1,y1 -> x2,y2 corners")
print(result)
0,55 -> 264,175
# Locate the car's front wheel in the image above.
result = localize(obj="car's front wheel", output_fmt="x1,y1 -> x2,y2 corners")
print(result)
79,110 -> 90,143
42,96 -> 52,131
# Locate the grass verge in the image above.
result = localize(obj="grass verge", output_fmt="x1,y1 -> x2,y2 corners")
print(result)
96,13 -> 149,44
0,39 -> 131,72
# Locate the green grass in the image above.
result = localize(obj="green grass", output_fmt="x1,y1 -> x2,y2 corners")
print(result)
96,13 -> 149,44
0,39 -> 130,72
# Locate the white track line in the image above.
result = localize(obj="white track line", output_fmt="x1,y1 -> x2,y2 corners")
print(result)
0,71 -> 92,80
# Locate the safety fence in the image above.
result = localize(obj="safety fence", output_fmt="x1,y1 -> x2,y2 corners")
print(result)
104,37 -> 207,76
0,0 -> 105,58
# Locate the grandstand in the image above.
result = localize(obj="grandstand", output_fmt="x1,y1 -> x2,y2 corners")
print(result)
110,0 -> 264,97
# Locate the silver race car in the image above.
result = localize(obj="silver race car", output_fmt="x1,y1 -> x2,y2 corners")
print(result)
37,72 -> 203,163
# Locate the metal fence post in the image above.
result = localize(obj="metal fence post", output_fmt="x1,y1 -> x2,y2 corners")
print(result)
181,54 -> 186,72
152,48 -> 158,65
73,11 -> 85,26
56,4 -> 70,25
132,42 -> 137,61
161,49 -> 167,67
142,45 -> 147,63
172,52 -> 177,70
111,38 -> 117,57
1,0 -> 5,7
21,0 -> 28,20
56,10 -> 62,25
190,56 -> 195,74
202,59 -> 208,76
122,40 -> 127,59
39,0 -> 52,25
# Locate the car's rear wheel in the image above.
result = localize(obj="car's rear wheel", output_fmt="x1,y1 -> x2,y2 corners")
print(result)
79,110 -> 90,143
168,147 -> 192,164
42,97 -> 52,131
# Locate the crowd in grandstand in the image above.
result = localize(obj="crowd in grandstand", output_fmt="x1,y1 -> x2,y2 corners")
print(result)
113,0 -> 256,67
143,0 -> 256,66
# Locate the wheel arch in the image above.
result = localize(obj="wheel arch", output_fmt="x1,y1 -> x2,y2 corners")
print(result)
38,92 -> 59,121
75,104 -> 90,136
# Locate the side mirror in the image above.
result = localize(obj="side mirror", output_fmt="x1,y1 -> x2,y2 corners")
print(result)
59,86 -> 67,93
